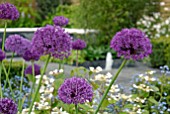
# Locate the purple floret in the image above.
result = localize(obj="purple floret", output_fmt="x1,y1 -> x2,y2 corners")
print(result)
32,25 -> 72,59
0,98 -> 17,114
0,3 -> 19,20
53,16 -> 69,26
22,48 -> 40,61
0,49 -> 5,61
58,77 -> 93,105
110,28 -> 152,60
72,39 -> 86,50
25,64 -> 41,76
5,34 -> 31,56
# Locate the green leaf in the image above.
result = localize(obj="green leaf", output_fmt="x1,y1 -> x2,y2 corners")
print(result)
148,96 -> 159,105
90,81 -> 99,90
142,110 -> 149,114
54,78 -> 64,90
101,99 -> 109,109
124,104 -> 134,108
150,86 -> 159,91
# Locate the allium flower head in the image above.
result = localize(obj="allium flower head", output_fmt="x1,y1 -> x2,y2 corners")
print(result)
0,49 -> 5,61
5,34 -> 31,55
32,25 -> 72,59
110,28 -> 152,60
0,3 -> 19,20
58,77 -> 93,104
25,64 -> 41,76
53,16 -> 69,26
22,48 -> 40,61
0,98 -> 17,114
72,39 -> 86,50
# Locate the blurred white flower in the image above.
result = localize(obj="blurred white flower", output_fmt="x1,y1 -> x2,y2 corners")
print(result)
94,72 -> 112,82
49,69 -> 64,76
52,107 -> 69,114
89,66 -> 102,73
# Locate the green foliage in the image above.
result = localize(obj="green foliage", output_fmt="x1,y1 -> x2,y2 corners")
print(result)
0,0 -> 39,27
150,37 -> 170,68
36,0 -> 59,26
77,0 -> 160,45
1,60 -> 26,80
83,45 -> 117,61
40,50 -> 86,65
41,5 -> 79,28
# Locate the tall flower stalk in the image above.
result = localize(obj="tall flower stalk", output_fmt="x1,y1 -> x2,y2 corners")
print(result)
75,104 -> 78,114
95,59 -> 127,113
18,60 -> 25,112
28,61 -> 36,106
95,28 -> 152,113
1,62 -> 14,99
0,62 -> 2,98
28,54 -> 51,114
3,52 -> 14,90
76,50 -> 79,67
2,21 -> 7,51
72,39 -> 86,67
0,49 -> 5,98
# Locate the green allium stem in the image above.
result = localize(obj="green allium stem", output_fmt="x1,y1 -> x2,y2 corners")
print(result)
94,59 -> 127,114
2,62 -> 14,99
75,104 -> 78,114
28,61 -> 35,106
76,50 -> 79,67
4,52 -> 14,89
28,54 -> 51,114
18,60 -> 25,112
2,21 -> 7,51
0,62 -> 2,98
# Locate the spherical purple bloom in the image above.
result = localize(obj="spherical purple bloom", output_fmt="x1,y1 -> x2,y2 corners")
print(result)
0,98 -> 17,114
0,49 -> 5,61
22,48 -> 40,61
5,34 -> 31,56
32,25 -> 72,59
72,39 -> 86,50
25,64 -> 41,76
110,28 -> 152,60
58,77 -> 93,105
53,16 -> 69,26
0,3 -> 19,20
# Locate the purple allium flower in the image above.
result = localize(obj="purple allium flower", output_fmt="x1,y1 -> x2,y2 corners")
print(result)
22,48 -> 40,61
72,39 -> 86,50
5,34 -> 31,56
0,3 -> 19,20
58,77 -> 93,105
110,28 -> 152,60
0,98 -> 17,114
53,16 -> 69,26
0,49 -> 5,61
32,25 -> 72,59
25,64 -> 41,76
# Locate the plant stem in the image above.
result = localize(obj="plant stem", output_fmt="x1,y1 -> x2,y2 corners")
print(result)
94,59 -> 127,114
2,62 -> 14,99
75,104 -> 78,114
4,52 -> 14,89
76,50 -> 79,67
7,52 -> 14,75
18,60 -> 25,112
2,21 -> 7,51
28,61 -> 35,106
28,55 -> 51,114
0,62 -> 2,98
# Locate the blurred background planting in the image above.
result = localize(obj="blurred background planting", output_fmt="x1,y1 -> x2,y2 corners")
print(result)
1,0 -> 170,67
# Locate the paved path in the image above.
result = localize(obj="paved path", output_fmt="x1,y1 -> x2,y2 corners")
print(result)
10,58 -> 160,93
